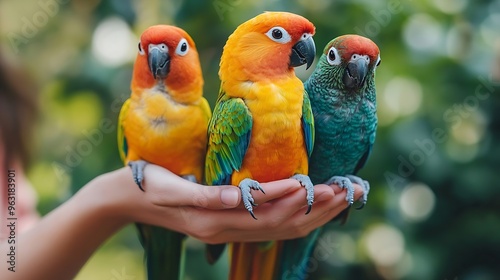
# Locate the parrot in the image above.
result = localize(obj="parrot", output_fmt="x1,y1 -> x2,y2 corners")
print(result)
279,34 -> 380,279
204,11 -> 316,280
117,25 -> 211,280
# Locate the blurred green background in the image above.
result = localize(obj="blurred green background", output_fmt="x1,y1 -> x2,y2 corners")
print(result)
1,0 -> 499,279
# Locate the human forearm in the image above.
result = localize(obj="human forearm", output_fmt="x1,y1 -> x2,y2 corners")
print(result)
0,174 -> 127,280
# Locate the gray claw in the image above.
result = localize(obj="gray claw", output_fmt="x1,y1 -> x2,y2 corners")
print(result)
291,174 -> 315,214
346,175 -> 370,209
128,160 -> 148,191
239,178 -> 265,220
325,176 -> 355,206
182,174 -> 198,183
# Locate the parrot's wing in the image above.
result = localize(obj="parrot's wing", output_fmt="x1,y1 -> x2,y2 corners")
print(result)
117,98 -> 131,162
353,119 -> 377,174
353,145 -> 372,174
205,93 -> 252,185
302,90 -> 315,157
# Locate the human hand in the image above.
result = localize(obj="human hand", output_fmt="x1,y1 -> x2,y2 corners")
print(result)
93,165 -> 363,244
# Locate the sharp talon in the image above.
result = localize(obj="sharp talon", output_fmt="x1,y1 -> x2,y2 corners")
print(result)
239,178 -> 263,220
291,174 -> 315,214
260,188 -> 266,194
129,160 -> 147,191
346,174 -> 370,209
305,204 -> 312,215
250,211 -> 257,220
326,175 -> 355,205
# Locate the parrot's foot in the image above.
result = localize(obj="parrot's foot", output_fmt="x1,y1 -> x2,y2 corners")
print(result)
325,176 -> 355,206
346,175 -> 370,210
182,174 -> 198,183
239,178 -> 265,220
128,160 -> 148,191
291,174 -> 315,215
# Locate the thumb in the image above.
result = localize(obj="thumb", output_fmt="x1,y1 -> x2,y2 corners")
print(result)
186,184 -> 241,209
143,163 -> 241,209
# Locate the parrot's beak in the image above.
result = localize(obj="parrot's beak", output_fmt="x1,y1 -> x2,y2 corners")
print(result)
290,35 -> 316,69
148,47 -> 170,80
343,57 -> 368,90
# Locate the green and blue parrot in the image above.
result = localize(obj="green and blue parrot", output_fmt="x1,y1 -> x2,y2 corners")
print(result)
279,34 -> 381,279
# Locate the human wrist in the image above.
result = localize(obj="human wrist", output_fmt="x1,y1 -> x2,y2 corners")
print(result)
77,168 -> 137,229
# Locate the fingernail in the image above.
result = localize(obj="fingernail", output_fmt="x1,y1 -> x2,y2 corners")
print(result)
221,188 -> 239,207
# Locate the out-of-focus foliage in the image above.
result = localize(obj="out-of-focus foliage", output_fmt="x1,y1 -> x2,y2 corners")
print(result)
1,0 -> 499,279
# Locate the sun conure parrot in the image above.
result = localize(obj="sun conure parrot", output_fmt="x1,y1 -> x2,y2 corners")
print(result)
204,11 -> 316,280
117,25 -> 211,280
279,35 -> 380,279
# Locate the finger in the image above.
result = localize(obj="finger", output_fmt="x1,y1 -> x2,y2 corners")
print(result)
331,183 -> 364,201
185,188 -> 343,243
278,190 -> 352,238
220,185 -> 335,233
229,179 -> 303,211
214,197 -> 346,243
250,179 -> 303,204
144,164 -> 241,209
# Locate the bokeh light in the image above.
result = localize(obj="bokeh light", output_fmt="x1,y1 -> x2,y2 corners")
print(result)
399,183 -> 436,222
91,17 -> 137,67
432,0 -> 467,14
382,76 -> 423,118
403,13 -> 444,52
363,224 -> 405,267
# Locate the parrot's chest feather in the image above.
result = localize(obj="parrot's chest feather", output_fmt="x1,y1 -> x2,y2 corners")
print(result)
239,80 -> 308,181
126,89 -> 208,176
312,89 -> 377,175
135,90 -> 187,131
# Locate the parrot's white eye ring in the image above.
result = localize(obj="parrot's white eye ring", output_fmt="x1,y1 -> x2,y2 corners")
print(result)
265,27 -> 291,44
138,42 -> 145,56
175,38 -> 189,56
326,46 -> 341,65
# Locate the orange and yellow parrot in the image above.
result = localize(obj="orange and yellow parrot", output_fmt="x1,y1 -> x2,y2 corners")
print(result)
117,25 -> 210,280
204,12 -> 316,280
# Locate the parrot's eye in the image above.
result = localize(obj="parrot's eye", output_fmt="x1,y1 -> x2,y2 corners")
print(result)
265,27 -> 291,44
138,42 -> 145,56
175,38 -> 189,56
326,46 -> 341,66
272,29 -> 282,39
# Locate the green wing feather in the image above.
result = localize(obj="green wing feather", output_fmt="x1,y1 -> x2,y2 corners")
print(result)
204,89 -> 252,264
302,90 -> 315,158
117,98 -> 130,162
205,88 -> 253,185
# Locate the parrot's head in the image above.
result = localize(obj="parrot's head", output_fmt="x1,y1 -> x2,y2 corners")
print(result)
316,34 -> 380,93
220,11 -> 316,82
131,25 -> 203,103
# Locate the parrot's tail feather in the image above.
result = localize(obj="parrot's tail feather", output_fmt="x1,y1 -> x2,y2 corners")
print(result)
229,241 -> 282,280
332,206 -> 351,225
279,228 -> 323,280
136,223 -> 185,280
206,243 -> 227,264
